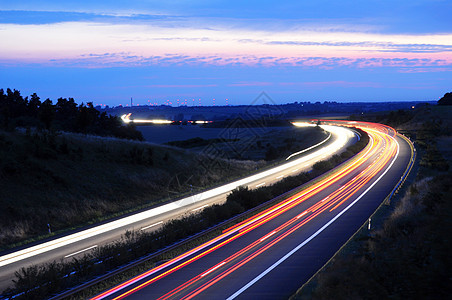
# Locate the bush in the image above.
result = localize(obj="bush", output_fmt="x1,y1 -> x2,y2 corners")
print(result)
3,128 -> 370,299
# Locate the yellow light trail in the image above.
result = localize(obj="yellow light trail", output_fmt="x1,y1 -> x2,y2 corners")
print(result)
92,121 -> 403,300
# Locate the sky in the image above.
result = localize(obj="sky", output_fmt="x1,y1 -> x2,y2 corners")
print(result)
0,0 -> 451,106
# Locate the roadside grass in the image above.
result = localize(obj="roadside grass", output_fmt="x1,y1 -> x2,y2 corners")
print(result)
292,105 -> 452,300
164,126 -> 329,161
0,129 -> 264,250
294,172 -> 451,300
0,125 -> 328,250
1,129 -> 369,299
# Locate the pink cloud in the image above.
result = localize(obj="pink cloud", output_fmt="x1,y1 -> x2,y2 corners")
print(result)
228,81 -> 273,87
148,84 -> 218,88
279,81 -> 382,88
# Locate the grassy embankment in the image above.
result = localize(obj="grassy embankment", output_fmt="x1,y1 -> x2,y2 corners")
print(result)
165,125 -> 328,161
0,129 -> 265,249
292,104 -> 452,299
1,127 -> 368,299
0,124 -> 327,249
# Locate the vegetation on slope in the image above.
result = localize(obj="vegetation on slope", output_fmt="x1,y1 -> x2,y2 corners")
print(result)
0,88 -> 142,140
293,101 -> 452,299
0,129 -> 263,248
165,125 -> 329,161
2,129 -> 369,299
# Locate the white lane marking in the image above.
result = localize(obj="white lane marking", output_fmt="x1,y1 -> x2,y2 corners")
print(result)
0,125 -> 353,268
291,169 -> 299,173
226,135 -> 400,300
192,204 -> 209,212
276,175 -> 284,179
259,231 -> 276,242
255,182 -> 266,188
200,262 -> 226,277
286,133 -> 332,160
321,196 -> 329,202
64,245 -> 98,258
140,221 -> 163,231
90,125 -> 358,300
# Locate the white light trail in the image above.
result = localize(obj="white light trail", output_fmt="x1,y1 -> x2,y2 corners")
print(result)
121,114 -> 172,124
286,132 -> 331,160
0,124 -> 353,267
227,135 -> 400,299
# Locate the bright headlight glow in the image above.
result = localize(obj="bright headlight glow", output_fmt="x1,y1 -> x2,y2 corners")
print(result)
0,123 -> 354,268
121,113 -> 172,124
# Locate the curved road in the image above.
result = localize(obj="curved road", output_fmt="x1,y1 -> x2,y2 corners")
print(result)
0,124 -> 356,292
93,121 -> 414,300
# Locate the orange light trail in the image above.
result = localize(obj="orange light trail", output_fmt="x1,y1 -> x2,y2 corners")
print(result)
92,121 -> 401,300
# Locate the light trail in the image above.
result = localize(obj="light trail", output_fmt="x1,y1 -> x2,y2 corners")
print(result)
92,121 -> 404,300
121,114 -> 172,124
0,123 -> 353,268
178,127 -> 399,300
285,131 -> 332,160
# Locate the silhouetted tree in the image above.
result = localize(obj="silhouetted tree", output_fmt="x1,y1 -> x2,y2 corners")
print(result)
39,99 -> 54,129
437,92 -> 452,106
28,93 -> 41,118
0,88 -> 144,140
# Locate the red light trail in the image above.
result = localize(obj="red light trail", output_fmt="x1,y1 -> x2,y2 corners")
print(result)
92,121 -> 407,300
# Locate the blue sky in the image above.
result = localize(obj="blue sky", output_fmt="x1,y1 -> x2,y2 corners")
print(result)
1,1 -> 451,106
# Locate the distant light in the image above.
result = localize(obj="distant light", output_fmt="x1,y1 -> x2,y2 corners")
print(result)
121,114 -> 172,124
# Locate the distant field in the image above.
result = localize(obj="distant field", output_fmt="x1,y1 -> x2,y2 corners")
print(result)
137,125 -> 292,144
0,129 -> 264,248
0,124 -> 326,248
137,125 -> 328,161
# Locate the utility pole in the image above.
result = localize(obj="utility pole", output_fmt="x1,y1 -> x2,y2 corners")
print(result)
130,97 -> 133,107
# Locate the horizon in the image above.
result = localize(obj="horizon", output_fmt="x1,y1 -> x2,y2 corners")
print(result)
1,1 -> 451,106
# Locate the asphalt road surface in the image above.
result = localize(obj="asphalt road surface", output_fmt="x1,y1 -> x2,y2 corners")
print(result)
92,121 -> 414,300
0,124 -> 356,292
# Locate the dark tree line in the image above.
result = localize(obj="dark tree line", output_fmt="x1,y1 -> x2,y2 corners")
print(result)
437,92 -> 452,106
2,129 -> 370,299
0,88 -> 142,140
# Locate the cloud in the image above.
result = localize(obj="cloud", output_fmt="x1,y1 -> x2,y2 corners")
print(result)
148,84 -> 217,88
228,81 -> 273,87
265,40 -> 452,53
0,20 -> 451,70
279,81 -> 382,88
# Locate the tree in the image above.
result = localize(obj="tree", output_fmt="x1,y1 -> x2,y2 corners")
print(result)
39,99 -> 55,129
28,93 -> 41,117
437,92 -> 452,106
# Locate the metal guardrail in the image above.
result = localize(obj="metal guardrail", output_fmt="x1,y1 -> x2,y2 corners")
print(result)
48,165 -> 338,300
33,125 -> 364,300
291,132 -> 417,299
384,133 -> 416,205
50,137 -> 370,299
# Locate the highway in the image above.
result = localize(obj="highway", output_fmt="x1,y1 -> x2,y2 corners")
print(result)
92,121 -> 414,300
0,124 -> 356,292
